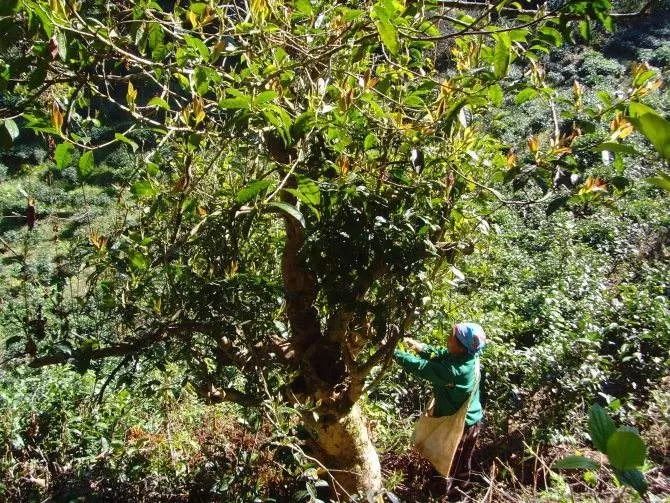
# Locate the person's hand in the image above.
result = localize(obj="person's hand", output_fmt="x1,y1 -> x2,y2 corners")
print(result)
403,337 -> 424,353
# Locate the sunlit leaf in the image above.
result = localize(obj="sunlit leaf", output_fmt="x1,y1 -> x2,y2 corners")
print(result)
294,0 -> 313,15
606,429 -> 646,470
54,143 -> 75,170
131,180 -> 156,198
148,97 -> 170,110
364,133 -> 379,150
0,119 -> 19,150
492,33 -> 511,78
515,88 -> 538,105
488,84 -> 504,107
219,95 -> 252,109
538,26 -> 563,46
371,2 -> 399,55
579,19 -> 591,41
126,81 -> 138,106
184,35 -> 210,59
115,133 -> 139,152
254,90 -> 279,106
250,0 -> 270,22
128,250 -> 148,270
287,175 -> 320,207
78,150 -> 94,178
628,102 -> 670,160
646,171 -> 670,192
236,179 -> 272,204
266,201 -> 305,227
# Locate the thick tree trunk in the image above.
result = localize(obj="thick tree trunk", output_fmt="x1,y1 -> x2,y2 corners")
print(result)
305,404 -> 383,499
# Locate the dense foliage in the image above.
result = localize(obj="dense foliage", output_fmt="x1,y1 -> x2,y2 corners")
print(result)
0,0 -> 668,500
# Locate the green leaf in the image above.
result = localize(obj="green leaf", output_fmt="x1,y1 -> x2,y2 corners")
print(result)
294,0 -> 313,15
194,66 -> 209,95
266,201 -> 305,227
148,97 -> 170,110
614,469 -> 648,495
254,90 -> 279,106
78,150 -> 94,178
219,96 -> 252,110
492,33 -> 511,78
236,179 -> 272,204
602,15 -> 614,33
55,30 -> 67,60
628,102 -> 670,160
371,3 -> 399,55
0,119 -> 19,150
131,180 -> 156,198
403,93 -> 425,108
515,88 -> 538,105
596,90 -> 612,107
128,250 -> 148,270
579,19 -> 591,41
31,4 -> 54,37
4,119 -> 19,139
488,84 -> 504,107
293,175 -> 320,206
606,429 -> 646,470
538,26 -> 563,46
553,455 -> 600,470
263,104 -> 293,144
292,111 -> 315,138
147,22 -> 166,59
647,171 -> 670,192
364,133 -> 379,150
184,35 -> 210,59
589,404 -> 616,453
633,70 -> 656,88
54,143 -> 75,170
115,133 -> 139,152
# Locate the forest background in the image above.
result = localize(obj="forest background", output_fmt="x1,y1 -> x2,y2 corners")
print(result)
0,0 -> 668,501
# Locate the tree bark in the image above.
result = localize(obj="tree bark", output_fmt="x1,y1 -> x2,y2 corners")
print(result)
305,404 -> 383,499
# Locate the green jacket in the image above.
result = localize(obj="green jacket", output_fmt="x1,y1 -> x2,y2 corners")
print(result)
394,344 -> 483,426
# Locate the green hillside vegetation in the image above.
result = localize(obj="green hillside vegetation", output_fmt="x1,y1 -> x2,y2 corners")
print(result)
0,0 -> 668,501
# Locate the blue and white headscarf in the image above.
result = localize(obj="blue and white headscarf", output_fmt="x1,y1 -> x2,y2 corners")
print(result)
454,322 -> 486,355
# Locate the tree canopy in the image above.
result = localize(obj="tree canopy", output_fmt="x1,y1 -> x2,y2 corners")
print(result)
1,0 -> 668,496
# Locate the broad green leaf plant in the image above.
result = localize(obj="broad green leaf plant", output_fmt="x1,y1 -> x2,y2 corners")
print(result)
554,404 -> 649,496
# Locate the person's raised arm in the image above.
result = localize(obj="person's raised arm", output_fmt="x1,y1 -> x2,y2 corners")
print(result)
393,349 -> 453,384
403,337 -> 443,359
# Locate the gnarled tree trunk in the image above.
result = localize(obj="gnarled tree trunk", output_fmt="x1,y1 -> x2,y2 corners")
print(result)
278,182 -> 392,498
305,404 -> 382,499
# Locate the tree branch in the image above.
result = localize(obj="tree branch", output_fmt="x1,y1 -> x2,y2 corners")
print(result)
354,324 -> 404,379
28,322 -> 213,368
280,179 -> 321,359
435,0 -> 656,19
